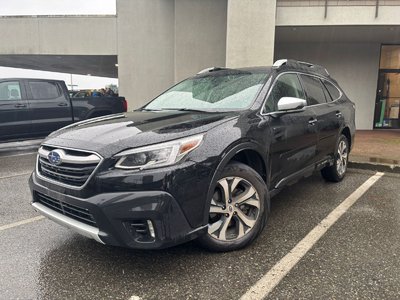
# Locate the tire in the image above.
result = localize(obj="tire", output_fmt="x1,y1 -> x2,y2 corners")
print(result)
198,162 -> 269,252
321,134 -> 349,182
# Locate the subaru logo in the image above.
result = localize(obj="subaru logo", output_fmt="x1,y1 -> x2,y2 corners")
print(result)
48,150 -> 62,165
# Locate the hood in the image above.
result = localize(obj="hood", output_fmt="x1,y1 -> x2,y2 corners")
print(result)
43,111 -> 239,157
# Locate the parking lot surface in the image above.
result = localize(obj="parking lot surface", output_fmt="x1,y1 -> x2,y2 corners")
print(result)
0,153 -> 399,300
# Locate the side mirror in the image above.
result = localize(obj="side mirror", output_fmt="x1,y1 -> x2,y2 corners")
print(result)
277,97 -> 307,111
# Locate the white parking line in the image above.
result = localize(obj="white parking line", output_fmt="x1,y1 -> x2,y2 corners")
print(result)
0,216 -> 45,231
0,172 -> 31,180
0,152 -> 37,158
240,172 -> 384,300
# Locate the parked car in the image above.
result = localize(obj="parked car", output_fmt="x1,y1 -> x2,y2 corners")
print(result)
0,78 -> 127,142
29,59 -> 355,252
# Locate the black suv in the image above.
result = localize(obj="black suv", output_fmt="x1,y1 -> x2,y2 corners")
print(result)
29,59 -> 355,252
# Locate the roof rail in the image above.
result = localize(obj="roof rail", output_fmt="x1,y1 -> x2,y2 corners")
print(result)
272,59 -> 287,69
197,67 -> 227,74
272,59 -> 329,77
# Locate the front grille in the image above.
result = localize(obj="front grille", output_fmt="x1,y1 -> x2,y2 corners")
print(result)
35,192 -> 96,226
37,145 -> 101,188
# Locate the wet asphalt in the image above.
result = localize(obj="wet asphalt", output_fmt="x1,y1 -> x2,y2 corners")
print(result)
0,153 -> 399,300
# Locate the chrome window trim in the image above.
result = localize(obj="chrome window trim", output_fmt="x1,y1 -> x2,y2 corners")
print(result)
260,71 -> 343,116
36,144 -> 104,190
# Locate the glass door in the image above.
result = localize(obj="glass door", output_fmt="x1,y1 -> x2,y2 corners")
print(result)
374,46 -> 400,129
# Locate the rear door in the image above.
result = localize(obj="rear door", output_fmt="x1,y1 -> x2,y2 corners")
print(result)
299,74 -> 342,161
25,80 -> 73,137
264,73 -> 319,187
0,80 -> 31,141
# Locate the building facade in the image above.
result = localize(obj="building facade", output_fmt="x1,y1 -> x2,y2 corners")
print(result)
1,0 -> 400,130
116,0 -> 400,130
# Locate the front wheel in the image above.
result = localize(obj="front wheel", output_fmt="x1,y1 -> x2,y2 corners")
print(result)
321,134 -> 349,182
198,162 -> 269,252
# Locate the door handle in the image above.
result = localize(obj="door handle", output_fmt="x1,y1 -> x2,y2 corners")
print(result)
58,102 -> 68,107
14,103 -> 27,108
308,118 -> 318,125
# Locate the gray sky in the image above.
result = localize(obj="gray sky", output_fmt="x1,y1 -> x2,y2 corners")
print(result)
0,0 -> 117,90
0,0 -> 116,16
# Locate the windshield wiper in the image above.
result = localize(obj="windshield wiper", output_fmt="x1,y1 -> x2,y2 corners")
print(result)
160,108 -> 211,113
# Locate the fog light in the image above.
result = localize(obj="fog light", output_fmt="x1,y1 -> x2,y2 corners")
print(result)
147,220 -> 155,238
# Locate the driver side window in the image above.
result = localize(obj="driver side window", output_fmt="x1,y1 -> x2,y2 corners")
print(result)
264,73 -> 305,113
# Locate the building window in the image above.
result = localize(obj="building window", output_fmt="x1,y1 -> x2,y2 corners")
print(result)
375,45 -> 400,129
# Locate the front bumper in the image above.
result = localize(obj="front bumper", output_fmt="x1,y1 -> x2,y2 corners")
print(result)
32,202 -> 104,244
29,173 -> 207,249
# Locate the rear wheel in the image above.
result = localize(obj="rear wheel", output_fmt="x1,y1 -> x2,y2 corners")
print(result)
198,162 -> 268,252
321,134 -> 349,182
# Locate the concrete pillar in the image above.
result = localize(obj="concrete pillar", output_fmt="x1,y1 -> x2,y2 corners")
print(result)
174,0 -> 227,82
226,0 -> 276,68
116,0 -> 175,109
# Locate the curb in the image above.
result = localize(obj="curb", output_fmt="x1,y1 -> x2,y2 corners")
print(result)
348,161 -> 400,174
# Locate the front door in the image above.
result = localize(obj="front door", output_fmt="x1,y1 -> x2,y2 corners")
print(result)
0,80 -> 31,141
263,73 -> 319,187
268,108 -> 319,187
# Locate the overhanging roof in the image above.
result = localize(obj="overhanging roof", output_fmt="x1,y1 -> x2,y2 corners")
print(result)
0,55 -> 118,77
276,25 -> 400,43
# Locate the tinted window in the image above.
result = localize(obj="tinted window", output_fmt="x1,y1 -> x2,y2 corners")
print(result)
300,75 -> 327,105
321,83 -> 332,102
323,80 -> 341,100
0,81 -> 22,101
264,73 -> 305,112
29,81 -> 60,100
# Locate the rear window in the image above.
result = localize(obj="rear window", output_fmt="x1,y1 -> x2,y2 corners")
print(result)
300,75 -> 327,105
321,82 -> 332,102
323,80 -> 341,100
29,81 -> 60,100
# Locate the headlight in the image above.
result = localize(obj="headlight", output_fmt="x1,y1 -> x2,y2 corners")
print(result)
114,134 -> 204,170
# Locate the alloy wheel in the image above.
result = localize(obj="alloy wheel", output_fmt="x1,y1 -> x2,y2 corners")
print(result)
208,176 -> 260,241
336,140 -> 348,176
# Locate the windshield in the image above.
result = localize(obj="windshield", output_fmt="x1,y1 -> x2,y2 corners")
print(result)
144,70 -> 269,112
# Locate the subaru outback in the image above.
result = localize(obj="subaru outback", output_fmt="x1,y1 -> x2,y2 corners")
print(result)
29,59 -> 355,252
